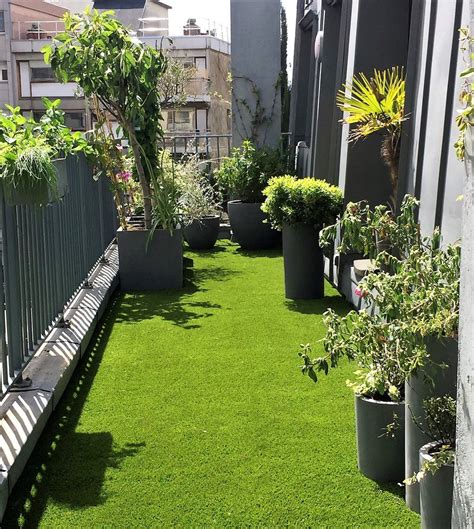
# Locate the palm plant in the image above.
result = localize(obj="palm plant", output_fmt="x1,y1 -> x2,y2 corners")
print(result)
336,67 -> 407,208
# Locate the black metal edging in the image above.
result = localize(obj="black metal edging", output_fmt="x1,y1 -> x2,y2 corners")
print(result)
434,0 -> 464,229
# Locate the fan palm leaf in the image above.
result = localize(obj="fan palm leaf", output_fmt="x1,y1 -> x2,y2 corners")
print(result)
337,67 -> 406,142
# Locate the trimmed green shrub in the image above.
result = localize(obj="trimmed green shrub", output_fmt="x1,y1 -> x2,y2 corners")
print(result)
262,176 -> 343,230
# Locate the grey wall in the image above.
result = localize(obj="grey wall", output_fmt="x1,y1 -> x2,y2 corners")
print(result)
398,0 -> 468,244
453,129 -> 474,528
341,0 -> 411,207
230,0 -> 282,147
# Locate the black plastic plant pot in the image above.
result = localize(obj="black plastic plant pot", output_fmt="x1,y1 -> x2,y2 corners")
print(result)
117,227 -> 183,291
282,222 -> 323,299
419,441 -> 454,529
355,395 -> 405,482
405,336 -> 458,513
227,200 -> 280,250
184,216 -> 220,250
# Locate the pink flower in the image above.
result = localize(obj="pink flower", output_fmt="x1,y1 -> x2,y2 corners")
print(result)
355,287 -> 368,298
117,171 -> 132,182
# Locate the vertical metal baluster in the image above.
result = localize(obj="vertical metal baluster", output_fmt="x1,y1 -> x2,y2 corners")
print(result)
0,186 -> 8,390
3,202 -> 23,377
16,207 -> 28,362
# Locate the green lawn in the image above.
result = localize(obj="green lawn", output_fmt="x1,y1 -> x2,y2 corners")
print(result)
4,241 -> 419,528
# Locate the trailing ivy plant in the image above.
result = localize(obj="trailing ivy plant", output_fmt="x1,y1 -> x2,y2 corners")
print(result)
44,8 -> 169,230
405,395 -> 456,484
261,176 -> 343,230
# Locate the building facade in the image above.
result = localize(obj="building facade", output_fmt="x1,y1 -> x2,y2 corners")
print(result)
0,0 -> 231,146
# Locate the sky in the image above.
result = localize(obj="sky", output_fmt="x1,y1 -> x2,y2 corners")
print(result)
167,0 -> 297,75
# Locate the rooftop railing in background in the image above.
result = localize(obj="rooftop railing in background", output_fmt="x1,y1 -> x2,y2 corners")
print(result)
163,133 -> 232,172
0,155 -> 116,395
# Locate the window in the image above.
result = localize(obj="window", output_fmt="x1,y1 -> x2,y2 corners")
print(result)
1,69 -> 8,82
194,57 -> 206,71
165,109 -> 195,132
0,12 -> 5,33
64,112 -> 85,131
30,67 -> 56,82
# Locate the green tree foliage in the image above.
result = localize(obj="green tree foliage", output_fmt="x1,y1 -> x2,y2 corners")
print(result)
44,8 -> 168,229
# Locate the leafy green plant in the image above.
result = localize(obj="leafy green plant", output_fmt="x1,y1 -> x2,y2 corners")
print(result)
336,67 -> 406,206
361,237 -> 461,339
0,100 -> 89,205
299,309 -> 424,402
405,395 -> 456,483
215,140 -> 289,203
45,8 -> 169,230
320,194 -> 421,267
261,176 -> 343,230
176,154 -> 222,223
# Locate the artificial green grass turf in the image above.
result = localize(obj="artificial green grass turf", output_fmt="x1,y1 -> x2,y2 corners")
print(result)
4,241 -> 419,528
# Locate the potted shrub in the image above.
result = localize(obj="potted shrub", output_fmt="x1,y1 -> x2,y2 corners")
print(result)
361,238 -> 460,512
177,154 -> 222,250
46,10 -> 183,291
262,176 -> 343,299
300,310 -> 420,482
0,100 -> 89,206
405,396 -> 456,528
215,140 -> 288,250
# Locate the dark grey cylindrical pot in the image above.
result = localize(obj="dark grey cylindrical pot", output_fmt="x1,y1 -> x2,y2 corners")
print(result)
282,223 -> 323,299
227,200 -> 280,250
355,395 -> 405,482
117,228 -> 183,291
184,216 -> 220,250
405,336 -> 458,513
419,442 -> 454,529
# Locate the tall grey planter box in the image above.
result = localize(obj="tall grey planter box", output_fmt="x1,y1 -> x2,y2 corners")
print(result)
282,223 -> 324,299
419,442 -> 454,529
117,228 -> 183,291
355,395 -> 405,482
405,337 -> 458,512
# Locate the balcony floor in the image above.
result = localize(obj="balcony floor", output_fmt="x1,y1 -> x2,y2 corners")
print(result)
4,241 -> 419,527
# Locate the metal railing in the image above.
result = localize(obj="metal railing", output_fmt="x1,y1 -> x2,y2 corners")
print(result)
0,155 -> 116,395
11,20 -> 65,41
163,133 -> 232,171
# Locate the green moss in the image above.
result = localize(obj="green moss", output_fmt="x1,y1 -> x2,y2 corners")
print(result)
4,241 -> 419,528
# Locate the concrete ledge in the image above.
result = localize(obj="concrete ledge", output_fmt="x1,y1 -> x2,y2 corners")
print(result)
0,243 -> 119,522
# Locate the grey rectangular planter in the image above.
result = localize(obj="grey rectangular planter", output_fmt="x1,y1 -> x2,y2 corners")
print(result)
117,228 -> 183,291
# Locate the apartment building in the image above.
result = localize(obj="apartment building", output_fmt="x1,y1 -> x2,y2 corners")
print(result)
0,0 -> 231,144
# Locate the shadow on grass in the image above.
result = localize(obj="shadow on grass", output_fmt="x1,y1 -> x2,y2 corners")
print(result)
114,265 -> 239,329
284,295 -> 349,317
4,294 -> 144,528
375,481 -> 406,500
233,246 -> 282,259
